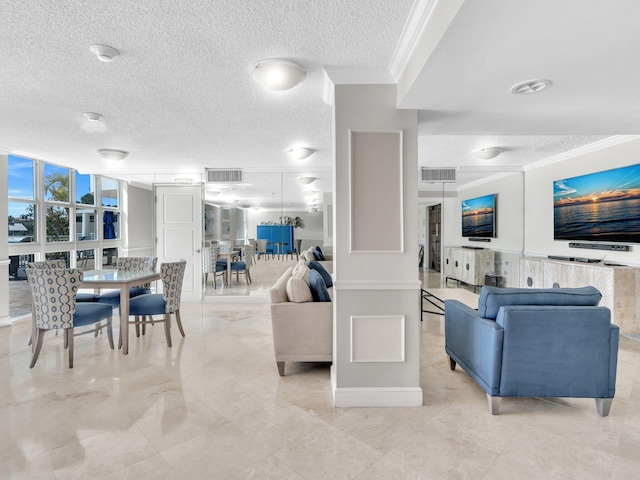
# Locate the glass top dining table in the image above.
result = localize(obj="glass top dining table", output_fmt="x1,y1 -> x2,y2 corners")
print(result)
82,269 -> 161,355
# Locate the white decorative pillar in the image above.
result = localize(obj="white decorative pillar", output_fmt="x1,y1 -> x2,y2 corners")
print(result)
0,153 -> 10,327
331,84 -> 421,407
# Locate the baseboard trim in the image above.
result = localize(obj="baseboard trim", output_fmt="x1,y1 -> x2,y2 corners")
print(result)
332,384 -> 423,407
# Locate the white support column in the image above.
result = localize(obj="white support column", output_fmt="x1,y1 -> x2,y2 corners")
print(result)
331,84 -> 422,407
1,153 -> 11,327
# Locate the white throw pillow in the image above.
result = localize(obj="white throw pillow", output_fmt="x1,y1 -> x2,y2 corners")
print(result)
286,263 -> 313,302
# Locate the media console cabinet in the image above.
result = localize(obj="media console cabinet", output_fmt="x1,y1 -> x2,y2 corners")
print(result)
519,256 -> 640,334
444,247 -> 495,292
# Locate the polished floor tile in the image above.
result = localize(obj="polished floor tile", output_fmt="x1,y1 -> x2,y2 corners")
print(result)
2,268 -> 640,479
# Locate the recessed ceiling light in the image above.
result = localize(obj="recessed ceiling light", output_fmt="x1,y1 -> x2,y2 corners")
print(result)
83,112 -> 103,121
298,176 -> 316,184
206,191 -> 220,197
96,148 -> 128,161
253,59 -> 306,91
286,147 -> 314,160
90,44 -> 120,62
472,147 -> 503,159
173,177 -> 192,183
510,79 -> 552,95
303,190 -> 317,196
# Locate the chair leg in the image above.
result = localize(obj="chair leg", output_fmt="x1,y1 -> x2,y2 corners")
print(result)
163,314 -> 172,347
135,316 -> 141,337
142,316 -> 146,335
487,394 -> 501,415
67,329 -> 74,369
175,310 -> 185,337
449,356 -> 456,370
277,361 -> 285,376
247,270 -> 252,284
596,398 -> 613,416
106,317 -> 114,349
30,328 -> 46,368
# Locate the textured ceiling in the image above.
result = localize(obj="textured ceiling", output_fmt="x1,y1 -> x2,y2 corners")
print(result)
1,0 -> 637,209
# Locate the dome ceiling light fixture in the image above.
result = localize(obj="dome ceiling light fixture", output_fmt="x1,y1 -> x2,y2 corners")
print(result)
83,112 -> 103,121
297,176 -> 316,185
90,44 -> 120,62
510,79 -> 552,95
96,148 -> 128,161
472,147 -> 504,160
253,59 -> 306,91
303,190 -> 318,196
286,147 -> 314,160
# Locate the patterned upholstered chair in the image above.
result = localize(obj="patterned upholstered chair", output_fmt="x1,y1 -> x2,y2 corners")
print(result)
96,256 -> 157,336
203,244 -> 227,289
27,260 -> 99,302
256,239 -> 271,260
230,244 -> 253,284
128,260 -> 187,347
26,268 -> 114,368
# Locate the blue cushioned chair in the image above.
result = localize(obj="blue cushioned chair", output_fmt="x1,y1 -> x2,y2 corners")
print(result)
26,268 -> 114,368
128,260 -> 187,346
444,286 -> 619,416
26,260 -> 99,347
97,256 -> 157,336
203,245 -> 227,289
230,244 -> 253,284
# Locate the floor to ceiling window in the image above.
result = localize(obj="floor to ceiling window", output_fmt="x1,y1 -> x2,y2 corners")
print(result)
7,154 -> 124,317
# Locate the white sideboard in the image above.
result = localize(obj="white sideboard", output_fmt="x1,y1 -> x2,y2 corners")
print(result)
444,247 -> 495,291
519,257 -> 640,334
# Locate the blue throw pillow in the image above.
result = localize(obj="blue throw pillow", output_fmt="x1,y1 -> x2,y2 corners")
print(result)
314,246 -> 326,261
307,260 -> 332,288
308,269 -> 331,302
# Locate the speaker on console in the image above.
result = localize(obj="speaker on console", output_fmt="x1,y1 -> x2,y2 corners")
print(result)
568,242 -> 630,252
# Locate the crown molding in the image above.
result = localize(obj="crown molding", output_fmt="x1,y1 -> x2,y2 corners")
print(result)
523,135 -> 640,172
388,0 -> 440,82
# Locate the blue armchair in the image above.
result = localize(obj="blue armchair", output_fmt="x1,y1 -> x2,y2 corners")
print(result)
444,286 -> 619,416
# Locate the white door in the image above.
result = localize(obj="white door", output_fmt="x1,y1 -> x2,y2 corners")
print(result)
154,184 -> 203,302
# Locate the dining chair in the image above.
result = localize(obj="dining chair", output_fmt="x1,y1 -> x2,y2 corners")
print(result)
27,260 -> 99,302
256,239 -> 271,260
128,260 -> 187,347
26,260 -> 101,347
26,267 -> 114,368
203,244 -> 227,289
96,256 -> 157,335
230,244 -> 253,284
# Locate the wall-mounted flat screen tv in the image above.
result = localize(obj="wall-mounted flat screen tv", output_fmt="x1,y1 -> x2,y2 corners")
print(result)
461,193 -> 496,238
554,163 -> 640,244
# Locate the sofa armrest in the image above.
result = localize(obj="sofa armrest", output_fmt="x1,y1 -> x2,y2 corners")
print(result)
270,302 -> 333,361
444,300 -> 504,395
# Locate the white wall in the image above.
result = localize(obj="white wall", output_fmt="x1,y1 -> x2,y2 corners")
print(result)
523,136 -> 640,265
124,184 -> 154,257
247,209 -> 324,250
443,172 -> 525,254
0,154 -> 9,326
440,137 -> 640,270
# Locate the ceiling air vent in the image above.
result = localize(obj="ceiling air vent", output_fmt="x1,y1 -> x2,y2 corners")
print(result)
206,168 -> 243,183
421,167 -> 457,183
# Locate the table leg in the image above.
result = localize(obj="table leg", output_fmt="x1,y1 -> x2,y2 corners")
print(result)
120,285 -> 130,355
226,256 -> 231,286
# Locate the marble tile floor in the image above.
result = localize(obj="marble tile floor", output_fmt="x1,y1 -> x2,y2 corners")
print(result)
2,271 -> 640,479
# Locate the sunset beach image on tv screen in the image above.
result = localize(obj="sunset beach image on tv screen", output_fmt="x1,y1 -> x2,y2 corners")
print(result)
461,193 -> 495,238
553,163 -> 640,243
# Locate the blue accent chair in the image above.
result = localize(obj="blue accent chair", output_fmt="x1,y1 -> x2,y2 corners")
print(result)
444,286 -> 619,416
26,268 -> 114,368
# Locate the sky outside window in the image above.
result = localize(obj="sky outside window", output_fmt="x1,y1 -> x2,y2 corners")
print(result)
8,154 -> 34,199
